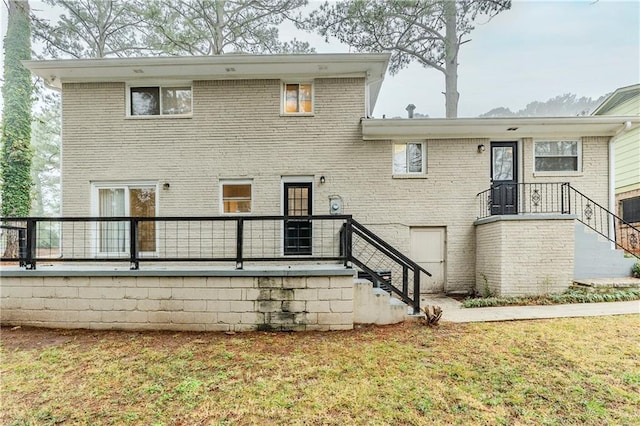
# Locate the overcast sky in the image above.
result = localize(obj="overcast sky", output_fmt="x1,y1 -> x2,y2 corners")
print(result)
2,0 -> 639,118
293,0 -> 640,118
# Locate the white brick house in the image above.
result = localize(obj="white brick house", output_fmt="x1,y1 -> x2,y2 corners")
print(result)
2,53 -> 638,331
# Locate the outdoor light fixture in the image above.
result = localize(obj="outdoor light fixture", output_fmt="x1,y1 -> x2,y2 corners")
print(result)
163,183 -> 170,190
477,144 -> 485,153
320,176 -> 326,184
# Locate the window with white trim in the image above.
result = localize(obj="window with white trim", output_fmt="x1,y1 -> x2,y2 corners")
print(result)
283,83 -> 313,114
129,85 -> 192,116
221,181 -> 252,214
393,142 -> 426,175
534,140 -> 580,172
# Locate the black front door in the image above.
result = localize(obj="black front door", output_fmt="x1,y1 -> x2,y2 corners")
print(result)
284,182 -> 312,255
491,142 -> 518,215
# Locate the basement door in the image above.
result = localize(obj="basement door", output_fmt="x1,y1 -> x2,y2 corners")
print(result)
410,227 -> 445,293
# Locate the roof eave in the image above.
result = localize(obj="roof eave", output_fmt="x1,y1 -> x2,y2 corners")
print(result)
361,116 -> 640,140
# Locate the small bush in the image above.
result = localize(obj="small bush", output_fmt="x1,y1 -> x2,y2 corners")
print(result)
462,288 -> 640,308
632,260 -> 640,278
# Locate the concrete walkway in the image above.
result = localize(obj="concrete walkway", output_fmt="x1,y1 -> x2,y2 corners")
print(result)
421,296 -> 640,323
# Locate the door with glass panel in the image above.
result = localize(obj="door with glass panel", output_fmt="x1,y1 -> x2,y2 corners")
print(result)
97,186 -> 156,255
283,182 -> 312,255
490,142 -> 518,215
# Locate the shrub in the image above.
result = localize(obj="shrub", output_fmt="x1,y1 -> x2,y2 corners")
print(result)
632,260 -> 640,278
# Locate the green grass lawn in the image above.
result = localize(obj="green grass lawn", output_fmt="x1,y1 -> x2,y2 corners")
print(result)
2,315 -> 639,425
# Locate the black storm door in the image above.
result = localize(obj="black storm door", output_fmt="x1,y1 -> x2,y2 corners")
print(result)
491,142 -> 518,215
284,182 -> 312,255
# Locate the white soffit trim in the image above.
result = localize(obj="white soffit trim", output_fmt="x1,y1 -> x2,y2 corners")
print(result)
361,117 -> 640,140
23,53 -> 389,84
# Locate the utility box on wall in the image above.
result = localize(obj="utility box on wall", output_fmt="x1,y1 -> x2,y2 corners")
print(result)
329,195 -> 343,215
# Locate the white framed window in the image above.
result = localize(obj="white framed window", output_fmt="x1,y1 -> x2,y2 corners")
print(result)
534,140 -> 581,173
282,82 -> 313,114
220,180 -> 253,214
128,85 -> 192,117
393,142 -> 426,175
92,183 -> 158,255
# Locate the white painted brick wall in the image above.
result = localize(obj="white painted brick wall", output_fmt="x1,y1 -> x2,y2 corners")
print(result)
60,79 -> 612,295
476,218 -> 575,297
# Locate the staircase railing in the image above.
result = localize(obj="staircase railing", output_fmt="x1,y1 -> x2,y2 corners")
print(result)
344,219 -> 432,314
563,183 -> 640,260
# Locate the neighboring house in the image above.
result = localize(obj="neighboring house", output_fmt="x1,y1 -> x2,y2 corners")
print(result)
2,53 -> 638,331
592,84 -> 640,254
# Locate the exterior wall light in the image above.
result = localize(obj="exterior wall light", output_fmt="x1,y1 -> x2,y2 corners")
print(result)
320,176 -> 326,184
477,144 -> 486,153
163,183 -> 170,190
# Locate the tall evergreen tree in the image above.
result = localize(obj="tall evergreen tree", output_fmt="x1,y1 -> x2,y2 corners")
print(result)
304,0 -> 511,118
1,0 -> 33,218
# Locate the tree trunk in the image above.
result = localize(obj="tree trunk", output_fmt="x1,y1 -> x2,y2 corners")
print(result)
443,0 -> 459,118
214,0 -> 225,54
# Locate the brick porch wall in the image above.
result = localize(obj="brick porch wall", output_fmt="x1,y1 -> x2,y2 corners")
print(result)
475,216 -> 575,297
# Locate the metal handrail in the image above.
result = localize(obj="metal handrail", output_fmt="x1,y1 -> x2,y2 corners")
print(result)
563,183 -> 640,259
475,182 -> 640,259
349,219 -> 431,314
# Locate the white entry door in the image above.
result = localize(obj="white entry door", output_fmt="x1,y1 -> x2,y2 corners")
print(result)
410,227 -> 446,293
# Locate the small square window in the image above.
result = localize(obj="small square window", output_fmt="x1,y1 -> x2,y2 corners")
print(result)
129,85 -> 192,116
221,182 -> 252,214
283,83 -> 313,114
393,142 -> 425,174
534,140 -> 580,172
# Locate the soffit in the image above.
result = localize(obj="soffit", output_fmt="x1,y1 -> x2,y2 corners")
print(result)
23,53 -> 390,111
361,116 -> 640,140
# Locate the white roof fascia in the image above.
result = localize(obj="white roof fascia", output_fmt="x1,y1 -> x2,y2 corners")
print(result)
361,116 -> 640,140
23,53 -> 391,112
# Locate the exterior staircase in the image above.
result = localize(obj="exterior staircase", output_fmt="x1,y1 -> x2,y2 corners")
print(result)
353,278 -> 410,325
574,223 -> 637,279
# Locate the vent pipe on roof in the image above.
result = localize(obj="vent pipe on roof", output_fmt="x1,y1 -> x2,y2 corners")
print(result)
406,104 -> 416,119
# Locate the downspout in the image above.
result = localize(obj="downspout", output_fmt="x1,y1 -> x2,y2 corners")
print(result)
608,120 -> 632,248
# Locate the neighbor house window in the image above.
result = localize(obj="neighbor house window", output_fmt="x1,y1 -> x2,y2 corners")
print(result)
620,197 -> 640,223
283,83 -> 313,114
221,181 -> 252,214
130,86 -> 192,116
393,142 -> 425,174
534,140 -> 580,172
94,184 -> 157,253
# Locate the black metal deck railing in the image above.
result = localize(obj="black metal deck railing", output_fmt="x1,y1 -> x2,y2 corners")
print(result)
477,182 -> 640,259
1,215 -> 431,313
0,215 -> 351,270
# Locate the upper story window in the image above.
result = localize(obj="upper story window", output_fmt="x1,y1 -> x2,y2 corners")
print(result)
393,142 -> 426,175
129,85 -> 192,116
221,180 -> 252,214
534,140 -> 581,172
283,83 -> 313,114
